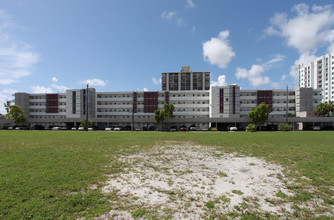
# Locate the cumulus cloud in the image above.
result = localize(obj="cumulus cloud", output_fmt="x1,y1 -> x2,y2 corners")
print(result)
152,77 -> 161,86
31,86 -> 53,93
161,11 -> 176,20
52,84 -> 69,91
185,0 -> 196,8
52,77 -> 58,82
271,82 -> 281,89
203,30 -> 235,69
143,88 -> 149,91
264,3 -> 334,53
235,65 -> 271,87
211,75 -> 227,87
0,10 -> 39,85
234,54 -> 285,88
80,78 -> 106,87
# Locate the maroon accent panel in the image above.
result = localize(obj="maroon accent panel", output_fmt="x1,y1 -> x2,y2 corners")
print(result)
72,91 -> 76,114
133,92 -> 137,113
144,92 -> 158,113
83,89 -> 86,115
219,89 -> 224,113
257,90 -> 273,112
46,94 -> 58,113
233,86 -> 236,114
165,91 -> 169,104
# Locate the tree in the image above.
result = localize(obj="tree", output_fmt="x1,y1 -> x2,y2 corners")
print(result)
154,110 -> 164,127
315,102 -> 331,116
154,103 -> 174,130
80,119 -> 92,129
6,105 -> 25,125
4,100 -> 11,113
248,102 -> 270,130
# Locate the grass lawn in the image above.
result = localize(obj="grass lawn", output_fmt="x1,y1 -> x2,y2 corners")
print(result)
0,130 -> 333,219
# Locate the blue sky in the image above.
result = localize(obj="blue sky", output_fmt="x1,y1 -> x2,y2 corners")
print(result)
1,0 -> 334,113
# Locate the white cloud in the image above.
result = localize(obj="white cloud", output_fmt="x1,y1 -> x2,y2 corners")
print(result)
0,10 -> 39,85
185,0 -> 196,8
52,77 -> 58,82
143,88 -> 149,91
190,26 -> 196,34
281,75 -> 287,81
267,54 -> 285,64
235,65 -> 271,87
80,78 -> 106,87
211,75 -> 227,87
52,84 -> 69,91
152,77 -> 161,86
161,11 -> 176,20
203,30 -> 235,69
2,88 -> 16,94
31,86 -> 53,93
176,18 -> 187,27
265,3 -> 334,53
271,82 -> 281,89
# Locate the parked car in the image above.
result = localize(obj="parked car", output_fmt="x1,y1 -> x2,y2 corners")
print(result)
31,125 -> 45,130
8,126 -> 13,130
71,127 -> 77,130
313,126 -> 320,130
229,126 -> 238,131
189,126 -> 197,131
78,127 -> 85,131
148,126 -> 157,131
105,127 -> 112,131
180,125 -> 187,131
52,127 -> 60,130
88,127 -> 93,131
170,126 -> 177,132
114,127 -> 121,131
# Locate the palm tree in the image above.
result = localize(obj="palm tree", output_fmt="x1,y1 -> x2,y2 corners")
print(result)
4,100 -> 12,113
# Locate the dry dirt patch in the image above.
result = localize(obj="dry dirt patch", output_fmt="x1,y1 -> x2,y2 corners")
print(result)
100,143 -> 294,219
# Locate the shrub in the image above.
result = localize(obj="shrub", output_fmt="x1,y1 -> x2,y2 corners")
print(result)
246,124 -> 256,132
279,123 -> 292,131
210,127 -> 218,131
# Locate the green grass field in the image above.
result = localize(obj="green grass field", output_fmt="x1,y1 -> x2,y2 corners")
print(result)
0,131 -> 333,219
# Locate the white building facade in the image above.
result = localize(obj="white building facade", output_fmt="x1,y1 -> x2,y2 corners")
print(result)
13,85 -> 322,131
299,52 -> 334,102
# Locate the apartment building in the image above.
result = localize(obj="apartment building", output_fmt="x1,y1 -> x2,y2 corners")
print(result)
12,86 -> 322,130
161,66 -> 210,91
298,52 -> 334,102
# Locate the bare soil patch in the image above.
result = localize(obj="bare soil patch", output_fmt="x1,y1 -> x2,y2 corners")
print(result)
100,143 -> 296,219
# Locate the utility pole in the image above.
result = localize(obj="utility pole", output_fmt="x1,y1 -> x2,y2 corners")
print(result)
286,85 -> 288,124
131,105 -> 134,132
86,84 -> 89,131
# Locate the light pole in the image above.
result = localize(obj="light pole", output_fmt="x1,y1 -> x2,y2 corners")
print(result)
86,84 -> 89,131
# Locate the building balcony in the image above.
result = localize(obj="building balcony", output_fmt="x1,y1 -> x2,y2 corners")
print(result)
97,104 -> 132,109
240,96 -> 256,100
272,103 -> 295,108
169,96 -> 209,101
97,97 -> 133,102
29,99 -> 46,103
240,103 -> 257,108
173,111 -> 209,116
